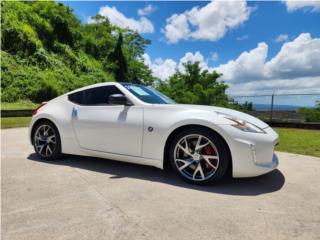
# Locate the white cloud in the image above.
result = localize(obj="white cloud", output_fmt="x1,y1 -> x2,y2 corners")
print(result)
210,52 -> 219,62
215,33 -> 320,83
283,0 -> 320,12
265,33 -> 320,79
178,52 -> 209,72
90,6 -> 154,33
275,34 -> 289,43
143,51 -> 210,80
215,33 -> 320,94
142,54 -> 177,80
215,42 -> 269,82
226,77 -> 320,95
162,14 -> 190,43
163,0 -> 251,43
237,35 -> 249,41
138,4 -> 157,16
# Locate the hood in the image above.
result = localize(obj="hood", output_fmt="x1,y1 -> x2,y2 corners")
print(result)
162,104 -> 269,129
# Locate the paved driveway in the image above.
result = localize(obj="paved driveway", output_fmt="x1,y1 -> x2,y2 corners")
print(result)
2,128 -> 320,240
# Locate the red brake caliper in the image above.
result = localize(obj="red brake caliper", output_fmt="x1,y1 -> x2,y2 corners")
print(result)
204,145 -> 215,169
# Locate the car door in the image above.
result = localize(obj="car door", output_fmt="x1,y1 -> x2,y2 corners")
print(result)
70,85 -> 143,157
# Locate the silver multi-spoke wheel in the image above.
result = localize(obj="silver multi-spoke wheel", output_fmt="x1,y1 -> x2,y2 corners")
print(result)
174,134 -> 220,182
34,124 -> 57,158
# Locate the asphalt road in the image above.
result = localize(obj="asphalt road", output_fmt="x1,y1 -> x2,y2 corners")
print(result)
2,128 -> 320,240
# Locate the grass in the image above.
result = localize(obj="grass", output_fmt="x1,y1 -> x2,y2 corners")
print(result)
1,117 -> 32,129
275,128 -> 320,157
1,100 -> 37,110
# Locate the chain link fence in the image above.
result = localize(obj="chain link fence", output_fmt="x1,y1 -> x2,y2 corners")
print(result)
230,93 -> 320,123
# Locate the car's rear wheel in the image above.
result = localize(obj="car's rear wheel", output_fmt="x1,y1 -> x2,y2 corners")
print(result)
33,121 -> 61,160
169,127 -> 230,184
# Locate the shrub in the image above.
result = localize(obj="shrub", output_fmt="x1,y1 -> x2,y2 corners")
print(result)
299,108 -> 320,122
31,80 -> 59,102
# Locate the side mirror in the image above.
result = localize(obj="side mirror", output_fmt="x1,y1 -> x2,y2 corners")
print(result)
109,94 -> 132,106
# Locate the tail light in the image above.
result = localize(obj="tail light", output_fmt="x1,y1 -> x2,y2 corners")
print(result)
32,102 -> 47,115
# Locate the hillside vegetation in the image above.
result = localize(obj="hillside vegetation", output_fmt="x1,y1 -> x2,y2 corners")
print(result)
1,1 -> 154,103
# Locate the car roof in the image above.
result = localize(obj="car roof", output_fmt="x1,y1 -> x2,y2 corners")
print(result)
66,82 -> 118,95
66,82 -> 148,95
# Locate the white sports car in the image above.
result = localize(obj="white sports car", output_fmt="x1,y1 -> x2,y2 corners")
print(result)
29,82 -> 279,184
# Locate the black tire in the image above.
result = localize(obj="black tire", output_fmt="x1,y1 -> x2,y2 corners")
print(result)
32,120 -> 62,160
169,127 -> 230,185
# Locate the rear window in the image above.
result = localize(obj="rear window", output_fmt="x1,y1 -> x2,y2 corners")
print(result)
68,85 -> 123,105
68,91 -> 83,104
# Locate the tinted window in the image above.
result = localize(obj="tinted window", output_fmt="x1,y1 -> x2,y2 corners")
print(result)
68,86 -> 123,105
68,91 -> 83,104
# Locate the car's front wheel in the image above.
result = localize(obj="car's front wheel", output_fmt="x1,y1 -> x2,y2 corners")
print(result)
169,127 -> 230,184
33,121 -> 61,160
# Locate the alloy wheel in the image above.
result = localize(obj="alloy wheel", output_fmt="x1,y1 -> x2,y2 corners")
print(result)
174,134 -> 220,182
34,125 -> 57,158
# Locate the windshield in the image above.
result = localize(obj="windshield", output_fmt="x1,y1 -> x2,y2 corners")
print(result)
121,83 -> 175,104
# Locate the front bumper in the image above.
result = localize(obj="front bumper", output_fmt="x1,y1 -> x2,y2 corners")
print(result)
223,126 -> 279,178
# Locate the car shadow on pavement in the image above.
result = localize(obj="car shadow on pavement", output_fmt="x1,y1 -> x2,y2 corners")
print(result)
27,153 -> 285,196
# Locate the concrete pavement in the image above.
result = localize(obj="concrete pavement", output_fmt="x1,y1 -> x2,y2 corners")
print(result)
2,127 -> 320,240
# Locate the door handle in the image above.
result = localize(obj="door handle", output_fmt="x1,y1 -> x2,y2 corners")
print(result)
72,107 -> 78,119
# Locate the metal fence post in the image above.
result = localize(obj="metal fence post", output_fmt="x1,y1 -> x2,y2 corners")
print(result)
270,93 -> 274,122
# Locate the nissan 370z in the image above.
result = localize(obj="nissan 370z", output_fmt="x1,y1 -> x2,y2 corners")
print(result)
29,82 -> 279,184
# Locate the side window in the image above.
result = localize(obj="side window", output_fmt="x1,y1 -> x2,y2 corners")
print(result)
68,91 -> 83,104
82,86 -> 123,105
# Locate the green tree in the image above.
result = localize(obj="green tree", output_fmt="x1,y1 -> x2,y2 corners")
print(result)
299,100 -> 320,122
109,33 -> 128,82
243,101 -> 253,111
316,100 -> 320,110
157,61 -> 229,106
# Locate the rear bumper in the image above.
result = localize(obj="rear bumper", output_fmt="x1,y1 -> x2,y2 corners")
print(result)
28,117 -> 35,145
223,126 -> 279,178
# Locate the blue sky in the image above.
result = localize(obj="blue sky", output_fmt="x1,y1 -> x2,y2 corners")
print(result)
62,1 -> 320,106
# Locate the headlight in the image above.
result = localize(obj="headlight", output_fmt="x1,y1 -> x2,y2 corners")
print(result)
216,112 -> 265,134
